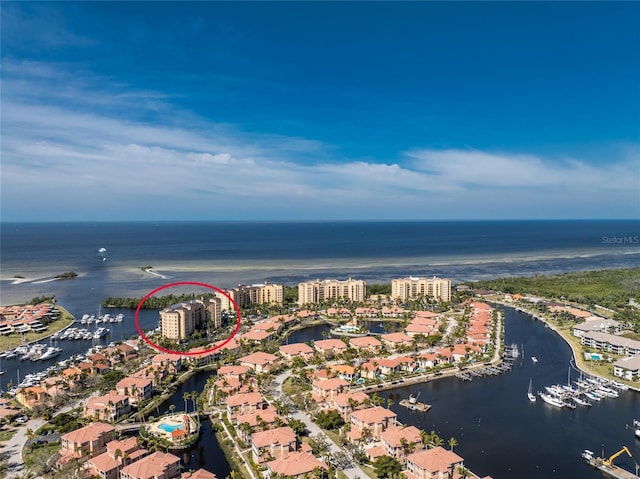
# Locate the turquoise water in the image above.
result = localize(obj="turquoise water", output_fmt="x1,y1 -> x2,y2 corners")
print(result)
589,353 -> 603,360
158,422 -> 183,433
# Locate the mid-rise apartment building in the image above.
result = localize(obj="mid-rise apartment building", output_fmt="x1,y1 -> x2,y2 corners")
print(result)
228,282 -> 284,307
391,276 -> 451,302
159,297 -> 221,340
297,278 -> 366,305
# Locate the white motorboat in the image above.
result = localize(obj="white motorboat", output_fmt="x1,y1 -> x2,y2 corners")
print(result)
38,347 -> 62,361
531,356 -> 538,363
573,396 -> 592,407
527,377 -> 536,402
539,391 -> 564,408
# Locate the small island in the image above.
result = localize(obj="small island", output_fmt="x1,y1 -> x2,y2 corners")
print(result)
54,271 -> 78,280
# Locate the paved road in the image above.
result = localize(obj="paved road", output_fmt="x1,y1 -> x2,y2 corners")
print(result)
4,399 -> 82,478
273,372 -> 368,479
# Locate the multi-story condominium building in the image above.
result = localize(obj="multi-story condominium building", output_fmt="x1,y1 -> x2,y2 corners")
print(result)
159,298 -> 221,340
297,278 -> 366,305
59,422 -> 116,462
228,282 -> 285,308
391,276 -> 451,302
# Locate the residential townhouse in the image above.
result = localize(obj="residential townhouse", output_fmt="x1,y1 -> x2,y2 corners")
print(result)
266,451 -> 328,479
313,339 -> 348,356
119,451 -> 181,479
59,422 -> 116,463
405,447 -> 464,479
116,377 -> 153,405
279,343 -> 315,361
311,378 -> 349,402
251,426 -> 297,463
238,352 -> 279,373
380,332 -> 413,350
381,425 -> 424,463
226,392 -> 265,417
349,406 -> 397,441
84,393 -> 131,423
85,436 -> 147,479
349,336 -> 382,352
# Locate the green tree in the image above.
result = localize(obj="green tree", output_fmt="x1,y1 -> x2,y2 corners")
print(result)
315,410 -> 344,430
372,455 -> 402,478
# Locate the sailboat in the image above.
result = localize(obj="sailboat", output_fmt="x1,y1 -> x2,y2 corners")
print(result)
528,377 -> 536,402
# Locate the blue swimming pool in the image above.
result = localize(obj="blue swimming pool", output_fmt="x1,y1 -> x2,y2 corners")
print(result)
158,422 -> 183,433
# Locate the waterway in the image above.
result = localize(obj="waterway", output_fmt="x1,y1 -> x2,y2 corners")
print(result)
378,306 -> 640,479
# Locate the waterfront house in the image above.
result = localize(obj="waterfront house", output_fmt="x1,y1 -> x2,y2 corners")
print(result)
116,377 -> 153,404
239,352 -> 279,372
226,391 -> 265,417
349,406 -> 397,441
360,361 -> 380,379
327,307 -> 352,318
266,451 -> 329,479
417,353 -> 439,369
116,343 -> 138,362
381,306 -> 406,317
435,348 -> 454,364
252,320 -> 284,333
313,339 -> 348,356
349,336 -> 382,352
405,446 -> 464,479
251,426 -> 297,463
85,436 -> 147,479
311,378 -> 349,402
380,332 -> 413,350
355,307 -> 378,318
381,425 -> 423,463
59,422 -> 116,464
613,355 -> 640,381
580,331 -> 640,356
279,342 -> 315,361
572,319 -> 621,338
329,364 -> 358,381
84,393 -> 131,423
15,386 -> 49,410
242,329 -> 275,343
374,358 -> 403,375
152,353 -> 183,373
119,451 -> 181,479
132,365 -> 167,387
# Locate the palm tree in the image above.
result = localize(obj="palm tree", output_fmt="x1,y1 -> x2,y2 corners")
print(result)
448,437 -> 458,451
183,392 -> 190,413
169,404 -> 176,415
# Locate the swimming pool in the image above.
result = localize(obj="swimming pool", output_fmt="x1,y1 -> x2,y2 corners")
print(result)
589,353 -> 603,360
158,422 -> 184,433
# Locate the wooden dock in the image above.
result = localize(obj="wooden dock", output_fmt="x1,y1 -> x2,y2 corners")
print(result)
399,399 -> 432,412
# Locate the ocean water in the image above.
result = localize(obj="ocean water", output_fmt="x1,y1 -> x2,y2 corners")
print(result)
1,220 -> 638,309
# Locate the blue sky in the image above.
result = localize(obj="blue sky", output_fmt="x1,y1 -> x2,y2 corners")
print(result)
2,1 -> 639,221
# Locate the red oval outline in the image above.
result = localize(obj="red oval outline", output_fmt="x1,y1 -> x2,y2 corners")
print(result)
134,281 -> 241,356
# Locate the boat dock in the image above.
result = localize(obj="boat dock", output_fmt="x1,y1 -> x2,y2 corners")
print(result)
582,448 -> 639,479
455,363 -> 512,381
399,399 -> 432,412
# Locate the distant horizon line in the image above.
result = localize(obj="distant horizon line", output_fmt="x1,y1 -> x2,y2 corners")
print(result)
1,218 -> 638,225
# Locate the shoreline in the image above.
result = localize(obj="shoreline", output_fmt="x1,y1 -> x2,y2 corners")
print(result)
141,267 -> 168,280
494,301 -> 640,393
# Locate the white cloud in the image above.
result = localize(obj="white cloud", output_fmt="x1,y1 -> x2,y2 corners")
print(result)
1,61 -> 638,221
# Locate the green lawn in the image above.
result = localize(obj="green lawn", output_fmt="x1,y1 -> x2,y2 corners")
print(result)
23,441 -> 60,476
0,305 -> 75,352
0,428 -> 16,442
